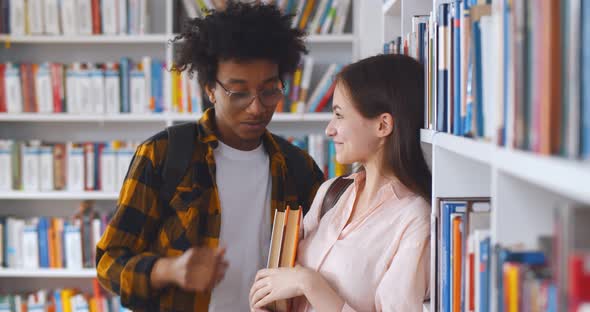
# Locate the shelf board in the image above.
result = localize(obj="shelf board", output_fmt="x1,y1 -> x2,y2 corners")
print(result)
383,0 -> 402,16
0,113 -> 169,122
306,34 -> 355,43
495,148 -> 590,204
433,133 -> 494,165
0,268 -> 96,278
0,34 -> 170,44
0,113 -> 332,123
420,129 -> 435,144
0,191 -> 118,200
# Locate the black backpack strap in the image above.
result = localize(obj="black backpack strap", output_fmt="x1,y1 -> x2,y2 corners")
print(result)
320,175 -> 353,219
160,122 -> 197,206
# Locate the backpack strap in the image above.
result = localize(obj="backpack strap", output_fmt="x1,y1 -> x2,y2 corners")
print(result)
160,122 -> 197,206
320,175 -> 354,219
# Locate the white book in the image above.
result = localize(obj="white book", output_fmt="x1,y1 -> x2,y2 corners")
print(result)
100,143 -> 117,191
36,63 -> 53,113
163,66 -> 172,112
77,66 -> 92,113
473,230 -> 490,312
130,67 -> 146,113
308,0 -> 329,34
23,219 -> 39,269
61,0 -> 78,35
71,295 -> 90,312
66,64 -> 79,114
105,63 -> 121,114
9,0 -> 26,35
64,223 -> 83,269
67,143 -> 85,191
76,0 -> 93,35
89,65 -> 105,114
39,145 -> 54,191
44,0 -> 61,34
142,57 -> 152,112
297,56 -> 314,110
101,0 -> 118,34
188,76 -> 202,113
27,0 -> 45,34
0,140 -> 12,191
6,217 -> 24,268
332,0 -> 350,34
138,0 -> 148,34
91,218 -> 102,260
84,144 -> 95,190
118,0 -> 128,34
116,144 -> 134,190
5,64 -> 23,113
309,135 -> 326,171
181,72 -> 189,112
22,141 -> 41,192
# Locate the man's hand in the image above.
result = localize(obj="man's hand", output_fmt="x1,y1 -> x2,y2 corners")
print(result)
172,247 -> 229,292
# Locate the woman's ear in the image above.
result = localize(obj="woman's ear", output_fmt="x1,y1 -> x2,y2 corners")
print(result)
376,113 -> 394,138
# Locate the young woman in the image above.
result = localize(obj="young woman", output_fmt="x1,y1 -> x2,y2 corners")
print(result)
249,54 -> 432,312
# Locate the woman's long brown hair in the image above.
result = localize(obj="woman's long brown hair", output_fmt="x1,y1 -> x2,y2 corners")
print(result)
336,54 -> 432,202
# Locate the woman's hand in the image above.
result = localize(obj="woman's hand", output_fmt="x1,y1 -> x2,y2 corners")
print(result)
249,266 -> 316,309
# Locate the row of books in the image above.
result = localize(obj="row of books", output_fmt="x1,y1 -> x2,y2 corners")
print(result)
435,198 -> 492,312
0,282 -> 130,312
1,0 -> 150,35
181,0 -> 351,35
0,201 -> 109,270
434,198 -> 590,312
288,134 -> 350,179
0,135 -> 348,192
277,58 -> 341,113
0,59 -> 203,115
0,59 -> 344,115
388,0 -> 590,160
0,140 -> 137,192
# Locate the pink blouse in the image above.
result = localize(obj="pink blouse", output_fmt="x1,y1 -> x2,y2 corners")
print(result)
295,171 -> 430,312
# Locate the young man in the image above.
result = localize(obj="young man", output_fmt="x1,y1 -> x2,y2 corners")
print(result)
96,2 -> 325,311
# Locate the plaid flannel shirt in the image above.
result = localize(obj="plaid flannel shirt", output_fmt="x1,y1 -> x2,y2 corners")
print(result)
96,108 -> 325,311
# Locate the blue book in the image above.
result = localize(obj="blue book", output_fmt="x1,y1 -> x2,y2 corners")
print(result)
53,291 -> 63,312
480,237 -> 490,312
441,201 -> 466,312
501,0 -> 511,146
582,0 -> 590,159
328,141 -> 336,178
317,0 -> 333,33
453,1 -> 462,136
119,58 -> 131,113
472,18 -> 484,137
38,217 -> 49,268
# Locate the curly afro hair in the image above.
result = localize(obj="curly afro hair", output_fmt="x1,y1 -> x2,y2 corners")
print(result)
172,1 -> 308,89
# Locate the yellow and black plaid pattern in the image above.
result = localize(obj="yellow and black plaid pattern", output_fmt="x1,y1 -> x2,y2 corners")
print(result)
96,108 -> 325,312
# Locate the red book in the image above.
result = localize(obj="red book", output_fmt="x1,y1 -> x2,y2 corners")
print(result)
569,253 -> 590,312
50,63 -> 61,113
0,63 -> 6,112
314,82 -> 336,113
91,0 -> 102,34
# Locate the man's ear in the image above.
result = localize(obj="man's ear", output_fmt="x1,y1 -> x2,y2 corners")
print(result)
205,83 -> 216,104
376,113 -> 394,138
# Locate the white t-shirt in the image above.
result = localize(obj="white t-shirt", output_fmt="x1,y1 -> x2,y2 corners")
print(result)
208,140 -> 272,312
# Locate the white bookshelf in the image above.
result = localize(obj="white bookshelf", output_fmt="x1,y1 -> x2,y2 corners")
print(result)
0,269 -> 97,278
0,0 -> 385,290
384,1 -> 590,311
